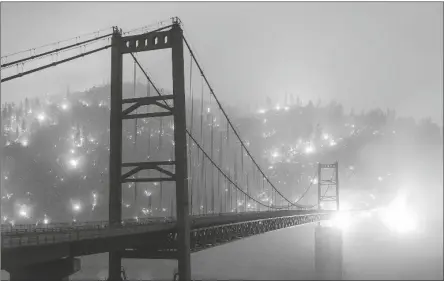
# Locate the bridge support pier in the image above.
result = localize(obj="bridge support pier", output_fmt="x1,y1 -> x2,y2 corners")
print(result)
314,223 -> 343,280
7,257 -> 81,281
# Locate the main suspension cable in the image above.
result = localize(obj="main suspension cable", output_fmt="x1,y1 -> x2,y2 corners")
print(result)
130,54 -> 289,210
1,33 -> 112,69
181,34 -> 302,208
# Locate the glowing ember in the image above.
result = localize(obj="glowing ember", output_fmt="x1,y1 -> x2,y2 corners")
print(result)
21,139 -> 29,147
257,108 -> 266,114
305,145 -> 314,154
18,204 -> 30,218
72,202 -> 82,212
37,113 -> 46,121
69,158 -> 79,168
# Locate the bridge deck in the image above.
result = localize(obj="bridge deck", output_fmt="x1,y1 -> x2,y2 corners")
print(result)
1,210 -> 332,270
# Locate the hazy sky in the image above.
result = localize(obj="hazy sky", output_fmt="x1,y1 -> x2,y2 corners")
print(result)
1,2 -> 442,125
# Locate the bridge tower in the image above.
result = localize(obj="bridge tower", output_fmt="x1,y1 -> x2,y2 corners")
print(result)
317,162 -> 340,210
108,19 -> 190,280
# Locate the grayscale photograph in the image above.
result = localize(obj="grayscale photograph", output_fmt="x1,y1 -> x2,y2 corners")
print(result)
0,1 -> 443,280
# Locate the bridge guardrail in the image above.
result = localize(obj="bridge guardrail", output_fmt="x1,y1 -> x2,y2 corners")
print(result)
0,216 -> 175,234
1,218 -> 177,248
0,210 -> 285,234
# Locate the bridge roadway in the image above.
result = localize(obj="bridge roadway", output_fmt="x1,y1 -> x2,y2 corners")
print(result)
1,210 -> 334,274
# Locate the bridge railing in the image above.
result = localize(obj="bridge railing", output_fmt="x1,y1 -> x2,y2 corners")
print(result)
1,218 -> 177,248
1,210 -> 302,234
1,216 -> 175,235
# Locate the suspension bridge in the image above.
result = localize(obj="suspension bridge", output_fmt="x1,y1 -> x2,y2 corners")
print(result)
1,18 -> 341,281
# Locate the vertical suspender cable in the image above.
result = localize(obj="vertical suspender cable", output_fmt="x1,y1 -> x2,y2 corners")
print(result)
218,119 -> 223,213
188,56 -> 194,215
133,60 -> 138,207
210,96 -> 214,213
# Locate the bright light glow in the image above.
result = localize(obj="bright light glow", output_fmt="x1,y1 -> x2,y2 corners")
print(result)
144,190 -> 152,197
305,145 -> 315,154
19,209 -> 28,218
61,103 -> 69,110
70,149 -> 75,154
18,204 -> 30,219
284,106 -> 290,111
275,105 -> 281,111
311,178 -> 318,185
349,165 -> 355,170
207,107 -> 211,113
331,212 -> 352,230
92,192 -> 98,210
43,217 -> 50,224
329,140 -> 337,146
323,133 -> 329,140
257,108 -> 266,114
72,202 -> 82,212
271,151 -> 280,158
37,113 -> 46,122
69,158 -> 79,168
340,202 -> 352,211
21,139 -> 29,147
378,176 -> 383,182
379,191 -> 418,234
142,208 -> 151,215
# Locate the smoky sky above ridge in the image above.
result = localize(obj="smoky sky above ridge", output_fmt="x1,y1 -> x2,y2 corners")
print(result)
1,2 -> 442,125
